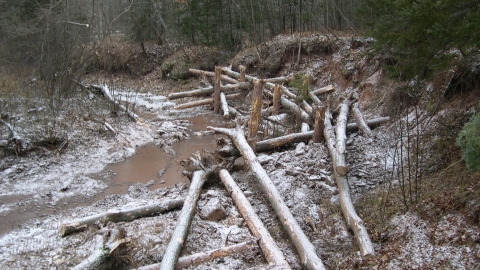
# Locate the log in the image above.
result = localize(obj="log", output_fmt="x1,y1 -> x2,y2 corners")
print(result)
220,92 -> 230,119
301,100 -> 314,117
347,116 -> 389,131
0,118 -> 23,152
208,126 -> 326,270
219,169 -> 291,269
312,107 -> 325,143
248,80 -> 265,149
308,90 -> 322,107
272,84 -> 282,115
137,240 -> 256,270
189,68 -> 239,84
239,65 -> 246,82
90,84 -> 140,122
265,75 -> 294,84
311,84 -> 335,96
301,122 -> 310,132
324,109 -> 374,257
159,170 -> 209,270
351,102 -> 372,137
281,97 -> 312,125
59,198 -> 184,237
174,93 -> 241,110
214,66 -> 221,114
335,100 -> 349,176
168,83 -> 251,100
221,67 -> 297,99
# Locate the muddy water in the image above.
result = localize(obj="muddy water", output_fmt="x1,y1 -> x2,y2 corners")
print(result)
0,113 -> 226,236
104,114 -> 225,194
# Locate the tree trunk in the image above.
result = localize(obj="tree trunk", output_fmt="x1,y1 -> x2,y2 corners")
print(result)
174,93 -> 241,110
351,102 -> 372,137
159,170 -> 209,270
347,116 -> 389,131
239,65 -> 246,82
214,66 -> 222,114
90,84 -> 140,123
323,109 -> 375,258
335,100 -> 349,176
137,241 -> 256,270
168,83 -> 251,100
255,131 -> 313,152
312,107 -> 325,143
281,97 -> 312,125
59,198 -> 184,237
207,126 -> 326,270
248,80 -> 265,149
220,92 -> 230,119
308,90 -> 322,107
219,170 -> 291,269
265,75 -> 294,84
311,84 -> 335,96
189,68 -> 239,84
301,100 -> 314,117
272,84 -> 282,115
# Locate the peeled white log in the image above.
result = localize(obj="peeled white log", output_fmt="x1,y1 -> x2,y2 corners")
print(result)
220,92 -> 230,119
174,93 -> 241,110
301,100 -> 314,117
351,103 -> 372,137
91,84 -> 140,122
219,169 -> 291,269
265,75 -> 294,84
335,100 -> 349,176
208,126 -> 325,270
308,90 -> 322,107
281,97 -> 312,125
311,85 -> 335,96
168,83 -> 251,100
189,68 -> 239,84
323,108 -> 375,258
59,198 -> 184,236
301,122 -> 310,132
159,170 -> 208,270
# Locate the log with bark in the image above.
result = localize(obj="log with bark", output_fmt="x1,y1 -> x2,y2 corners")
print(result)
90,84 -> 140,122
174,93 -> 242,110
214,66 -> 222,114
311,84 -> 335,96
308,90 -> 322,107
247,80 -> 265,149
265,75 -> 294,84
334,100 -> 349,176
159,170 -> 209,270
167,83 -> 251,100
312,107 -> 325,143
59,198 -> 184,237
351,102 -> 372,137
189,68 -> 239,84
272,84 -> 282,115
208,126 -> 326,270
323,109 -> 375,258
219,169 -> 291,269
137,240 -> 257,270
301,100 -> 314,117
281,97 -> 312,125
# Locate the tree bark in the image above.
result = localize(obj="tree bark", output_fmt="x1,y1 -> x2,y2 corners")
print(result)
189,68 -> 239,84
272,84 -> 282,115
323,109 -> 375,258
312,107 -> 325,143
335,100 -> 349,176
59,199 -> 184,237
220,92 -> 230,119
351,102 -> 372,137
207,126 -> 326,270
137,241 -> 257,270
239,65 -> 246,82
301,100 -> 314,117
281,97 -> 312,125
214,66 -> 222,114
311,84 -> 335,96
174,93 -> 241,110
159,170 -> 209,270
219,170 -> 291,269
0,118 -> 23,152
90,84 -> 140,122
248,80 -> 265,149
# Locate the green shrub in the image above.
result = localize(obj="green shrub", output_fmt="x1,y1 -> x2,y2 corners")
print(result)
289,73 -> 311,102
456,112 -> 480,172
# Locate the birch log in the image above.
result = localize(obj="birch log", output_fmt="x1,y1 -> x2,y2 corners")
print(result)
308,90 -> 322,107
219,169 -> 291,269
208,126 -> 325,270
189,68 -> 239,84
90,84 -> 140,122
159,170 -> 208,270
220,92 -> 230,119
167,82 -> 251,100
351,103 -> 372,137
335,100 -> 349,176
174,93 -> 241,110
59,199 -> 184,236
281,97 -> 312,125
265,75 -> 294,84
323,109 -> 375,257
311,85 -> 335,96
301,100 -> 314,117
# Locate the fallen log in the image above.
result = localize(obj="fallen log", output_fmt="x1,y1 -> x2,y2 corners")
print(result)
221,67 -> 297,99
265,75 -> 294,84
208,126 -> 326,270
137,240 -> 256,270
220,92 -> 230,119
174,93 -> 242,110
308,90 -> 322,107
219,169 -> 291,269
311,84 -> 335,96
351,102 -> 372,137
335,100 -> 349,176
281,97 -> 312,125
312,107 -> 325,143
168,83 -> 251,100
0,118 -> 23,152
323,109 -> 375,258
90,84 -> 140,122
159,170 -> 209,270
301,100 -> 314,117
189,68 -> 239,84
59,198 -> 184,237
